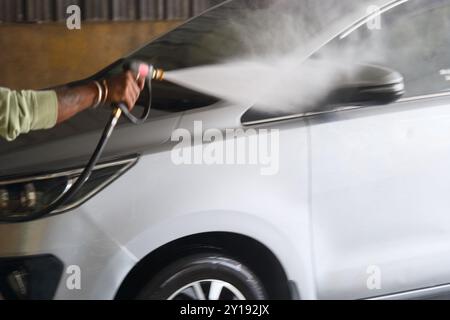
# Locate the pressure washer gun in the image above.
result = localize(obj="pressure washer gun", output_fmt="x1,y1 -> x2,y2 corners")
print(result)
112,61 -> 165,125
4,61 -> 165,223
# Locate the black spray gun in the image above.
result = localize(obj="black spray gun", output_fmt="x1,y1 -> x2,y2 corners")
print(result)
4,61 -> 164,223
113,61 -> 165,125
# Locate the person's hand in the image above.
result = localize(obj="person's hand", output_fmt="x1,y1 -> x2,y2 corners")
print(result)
105,71 -> 146,111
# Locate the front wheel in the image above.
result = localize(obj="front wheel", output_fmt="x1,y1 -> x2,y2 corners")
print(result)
137,253 -> 268,300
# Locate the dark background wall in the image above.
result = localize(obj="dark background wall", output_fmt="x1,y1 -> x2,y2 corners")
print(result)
0,0 -> 224,22
0,0 -> 223,89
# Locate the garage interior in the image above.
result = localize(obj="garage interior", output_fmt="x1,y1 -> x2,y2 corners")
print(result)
0,0 -> 223,89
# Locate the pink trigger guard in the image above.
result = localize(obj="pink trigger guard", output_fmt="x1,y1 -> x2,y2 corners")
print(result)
138,64 -> 150,80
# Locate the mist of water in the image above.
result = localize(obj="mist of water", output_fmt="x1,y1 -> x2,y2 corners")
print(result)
163,0 -> 449,113
164,58 -> 352,110
160,0 -> 379,112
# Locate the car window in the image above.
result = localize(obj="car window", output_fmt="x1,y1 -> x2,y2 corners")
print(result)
319,0 -> 450,98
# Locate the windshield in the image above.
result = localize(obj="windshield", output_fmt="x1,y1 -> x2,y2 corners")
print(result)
107,0 -> 388,114
130,0 -> 387,68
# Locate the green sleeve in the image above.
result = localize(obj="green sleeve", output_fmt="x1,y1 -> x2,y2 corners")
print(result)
0,87 -> 58,141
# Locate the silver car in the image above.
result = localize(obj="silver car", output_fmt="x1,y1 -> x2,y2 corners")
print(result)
1,0 -> 450,300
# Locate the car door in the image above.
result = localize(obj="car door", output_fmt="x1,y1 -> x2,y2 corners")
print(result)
309,0 -> 450,299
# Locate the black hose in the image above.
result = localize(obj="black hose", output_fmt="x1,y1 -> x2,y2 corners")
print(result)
116,80 -> 152,125
3,79 -> 153,223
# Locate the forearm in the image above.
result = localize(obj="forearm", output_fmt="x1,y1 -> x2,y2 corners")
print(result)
54,83 -> 98,124
50,70 -> 144,124
1,71 -> 143,141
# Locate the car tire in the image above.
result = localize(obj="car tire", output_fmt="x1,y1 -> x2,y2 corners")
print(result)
136,253 -> 268,300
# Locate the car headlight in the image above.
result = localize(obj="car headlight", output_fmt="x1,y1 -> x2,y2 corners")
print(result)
0,157 -> 137,222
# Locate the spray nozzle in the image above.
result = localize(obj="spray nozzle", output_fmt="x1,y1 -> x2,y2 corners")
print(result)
151,67 -> 165,81
124,60 -> 165,81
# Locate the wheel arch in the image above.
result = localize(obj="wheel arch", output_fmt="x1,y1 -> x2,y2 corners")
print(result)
115,232 -> 293,299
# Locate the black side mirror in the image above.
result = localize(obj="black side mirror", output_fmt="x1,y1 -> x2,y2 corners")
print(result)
241,62 -> 405,126
325,63 -> 405,107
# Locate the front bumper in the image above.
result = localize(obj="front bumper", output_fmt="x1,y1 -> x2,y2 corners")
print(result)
0,210 -> 137,300
0,255 -> 63,300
